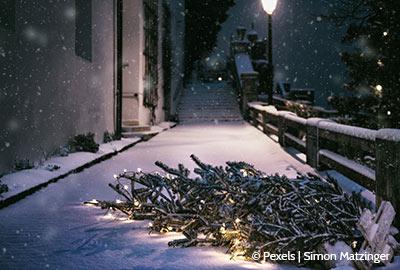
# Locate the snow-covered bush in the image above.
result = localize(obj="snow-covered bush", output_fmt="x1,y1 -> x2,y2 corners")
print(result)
13,159 -> 34,171
0,180 -> 8,196
103,131 -> 120,143
68,133 -> 99,153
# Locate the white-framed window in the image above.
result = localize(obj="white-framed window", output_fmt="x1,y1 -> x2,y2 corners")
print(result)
0,0 -> 15,32
75,0 -> 92,61
143,0 -> 159,109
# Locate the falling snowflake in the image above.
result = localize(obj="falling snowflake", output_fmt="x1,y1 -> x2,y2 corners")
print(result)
0,47 -> 5,58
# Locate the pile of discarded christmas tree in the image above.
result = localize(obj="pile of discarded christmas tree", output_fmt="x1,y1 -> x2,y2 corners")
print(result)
86,155 -> 398,268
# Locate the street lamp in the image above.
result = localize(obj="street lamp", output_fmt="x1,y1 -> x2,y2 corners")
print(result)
261,0 -> 277,104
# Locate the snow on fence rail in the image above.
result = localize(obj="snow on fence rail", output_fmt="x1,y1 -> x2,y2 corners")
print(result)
231,53 -> 259,113
247,102 -> 400,224
272,95 -> 338,118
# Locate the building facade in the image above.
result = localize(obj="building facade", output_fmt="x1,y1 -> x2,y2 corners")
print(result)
0,0 -> 185,174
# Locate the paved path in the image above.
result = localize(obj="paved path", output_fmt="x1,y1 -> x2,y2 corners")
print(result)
0,122 -> 315,270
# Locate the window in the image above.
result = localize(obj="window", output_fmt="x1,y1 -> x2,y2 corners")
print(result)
161,1 -> 172,117
0,0 -> 15,32
143,0 -> 159,110
75,0 -> 92,61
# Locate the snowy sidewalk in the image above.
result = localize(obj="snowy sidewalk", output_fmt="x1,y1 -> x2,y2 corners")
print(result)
1,122 -> 322,270
0,122 -> 176,208
0,138 -> 141,208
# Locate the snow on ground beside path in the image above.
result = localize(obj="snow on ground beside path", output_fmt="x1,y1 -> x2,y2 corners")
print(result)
1,122 -> 175,203
0,123 -> 319,269
1,138 -> 141,202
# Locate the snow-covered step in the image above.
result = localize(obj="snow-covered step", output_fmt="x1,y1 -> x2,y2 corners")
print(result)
180,113 -> 241,116
179,108 -> 241,112
179,114 -> 241,118
181,99 -> 237,102
181,92 -> 236,95
180,118 -> 243,121
178,81 -> 243,124
179,118 -> 243,123
181,92 -> 236,96
180,106 -> 238,110
181,97 -> 236,101
179,114 -> 242,117
180,98 -> 236,102
122,122 -> 177,140
179,116 -> 243,120
181,102 -> 238,104
180,119 -> 243,124
122,125 -> 151,132
122,119 -> 140,126
179,112 -> 241,117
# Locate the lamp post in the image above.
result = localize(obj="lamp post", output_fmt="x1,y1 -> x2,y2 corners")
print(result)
261,0 -> 277,104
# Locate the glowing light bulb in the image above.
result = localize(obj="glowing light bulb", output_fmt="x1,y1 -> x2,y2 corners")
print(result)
352,241 -> 358,249
387,111 -> 391,116
261,0 -> 278,15
383,31 -> 388,36
376,85 -> 383,91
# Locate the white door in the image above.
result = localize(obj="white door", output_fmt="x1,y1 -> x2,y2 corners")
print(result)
121,0 -> 142,125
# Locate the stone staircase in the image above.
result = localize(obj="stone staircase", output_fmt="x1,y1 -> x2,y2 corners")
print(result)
178,82 -> 243,124
122,121 -> 177,140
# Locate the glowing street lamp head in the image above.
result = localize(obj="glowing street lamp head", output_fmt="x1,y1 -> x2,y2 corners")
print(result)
261,0 -> 278,15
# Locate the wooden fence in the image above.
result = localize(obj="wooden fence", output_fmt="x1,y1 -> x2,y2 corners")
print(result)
247,102 -> 400,223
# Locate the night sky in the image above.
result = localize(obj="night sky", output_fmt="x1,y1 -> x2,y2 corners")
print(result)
214,0 -> 349,106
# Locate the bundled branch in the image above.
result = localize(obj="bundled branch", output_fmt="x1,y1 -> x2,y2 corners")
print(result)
86,155 -> 368,266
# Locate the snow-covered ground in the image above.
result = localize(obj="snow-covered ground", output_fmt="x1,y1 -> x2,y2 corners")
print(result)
2,121 -> 400,269
0,122 -> 176,206
0,138 -> 141,204
0,122 -> 317,270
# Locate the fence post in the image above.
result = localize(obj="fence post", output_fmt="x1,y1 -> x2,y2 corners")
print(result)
241,72 -> 259,118
376,129 -> 400,225
277,112 -> 290,147
247,107 -> 254,125
305,118 -> 324,168
261,110 -> 267,134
